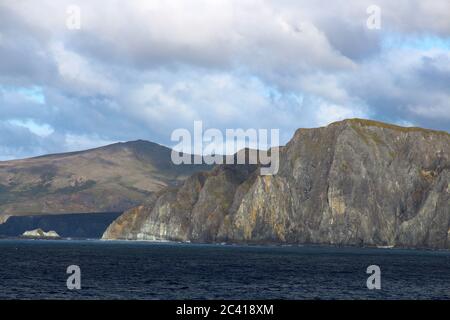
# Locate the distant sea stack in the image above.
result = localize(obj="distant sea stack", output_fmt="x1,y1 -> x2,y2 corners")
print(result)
103,119 -> 450,249
22,228 -> 60,239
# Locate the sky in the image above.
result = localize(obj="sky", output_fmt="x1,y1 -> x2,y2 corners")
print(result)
0,0 -> 449,160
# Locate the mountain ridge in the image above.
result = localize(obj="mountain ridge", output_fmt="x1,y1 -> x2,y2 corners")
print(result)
0,139 -> 210,217
102,119 -> 450,249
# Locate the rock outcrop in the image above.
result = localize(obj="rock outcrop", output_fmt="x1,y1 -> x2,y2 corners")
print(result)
22,228 -> 60,239
102,119 -> 450,249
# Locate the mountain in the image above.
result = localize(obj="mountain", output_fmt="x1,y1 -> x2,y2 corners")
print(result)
0,140 -> 210,219
102,119 -> 450,249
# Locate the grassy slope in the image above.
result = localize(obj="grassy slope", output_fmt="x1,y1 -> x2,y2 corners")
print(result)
0,140 -> 209,216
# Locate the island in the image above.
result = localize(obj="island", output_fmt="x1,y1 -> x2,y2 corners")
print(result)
22,228 -> 61,239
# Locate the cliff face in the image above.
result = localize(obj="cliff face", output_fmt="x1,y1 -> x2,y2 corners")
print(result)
103,119 -> 450,249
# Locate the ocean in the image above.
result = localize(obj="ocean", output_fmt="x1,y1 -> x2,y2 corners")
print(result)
0,240 -> 449,299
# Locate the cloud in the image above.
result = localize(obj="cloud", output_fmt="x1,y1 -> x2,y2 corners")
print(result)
0,121 -> 54,160
0,0 -> 449,159
345,44 -> 450,129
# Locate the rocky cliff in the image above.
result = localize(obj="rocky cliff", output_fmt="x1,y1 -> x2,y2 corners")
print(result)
102,119 -> 450,249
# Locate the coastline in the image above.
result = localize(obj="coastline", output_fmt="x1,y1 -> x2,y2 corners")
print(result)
1,237 -> 448,252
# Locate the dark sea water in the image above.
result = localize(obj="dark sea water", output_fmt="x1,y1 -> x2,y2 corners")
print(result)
0,240 -> 449,300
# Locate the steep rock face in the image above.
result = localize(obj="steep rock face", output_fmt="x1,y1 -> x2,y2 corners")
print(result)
103,119 -> 450,249
103,162 -> 258,241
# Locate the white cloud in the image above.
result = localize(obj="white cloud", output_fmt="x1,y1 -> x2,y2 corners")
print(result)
63,133 -> 116,152
0,0 -> 449,159
7,119 -> 54,137
315,102 -> 368,127
51,43 -> 118,96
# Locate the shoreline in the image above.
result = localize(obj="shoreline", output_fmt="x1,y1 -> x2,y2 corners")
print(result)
0,237 -> 448,252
